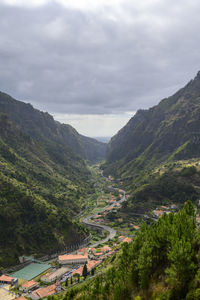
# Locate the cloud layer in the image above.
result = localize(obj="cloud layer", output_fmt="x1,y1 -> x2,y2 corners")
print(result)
0,0 -> 200,135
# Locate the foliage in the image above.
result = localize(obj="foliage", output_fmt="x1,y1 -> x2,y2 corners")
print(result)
103,71 -> 200,182
49,202 -> 200,299
0,99 -> 97,266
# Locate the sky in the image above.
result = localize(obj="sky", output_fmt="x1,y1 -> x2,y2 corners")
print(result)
0,0 -> 200,137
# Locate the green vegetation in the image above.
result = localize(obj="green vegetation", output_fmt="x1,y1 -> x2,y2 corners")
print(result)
48,202 -> 200,299
103,71 -> 200,185
120,165 -> 200,214
0,91 -> 107,267
0,91 -> 106,164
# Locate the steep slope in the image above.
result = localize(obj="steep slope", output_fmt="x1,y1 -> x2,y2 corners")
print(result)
53,203 -> 200,300
0,91 -> 106,163
104,71 -> 200,180
0,114 -> 90,267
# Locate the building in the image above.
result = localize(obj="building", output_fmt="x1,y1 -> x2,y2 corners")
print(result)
41,267 -> 69,283
32,283 -> 60,299
15,296 -> 27,300
59,254 -> 88,265
118,236 -> 125,242
72,260 -> 102,276
77,248 -> 87,255
0,274 -> 18,286
170,204 -> 177,210
153,210 -> 164,218
20,280 -> 38,292
100,246 -> 112,253
122,237 -> 132,243
94,252 -> 103,259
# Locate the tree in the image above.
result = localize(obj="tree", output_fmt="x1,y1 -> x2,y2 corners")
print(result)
82,263 -> 88,280
91,268 -> 95,276
65,278 -> 68,286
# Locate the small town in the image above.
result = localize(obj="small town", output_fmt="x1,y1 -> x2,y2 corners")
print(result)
0,171 -> 135,300
1,169 -> 200,300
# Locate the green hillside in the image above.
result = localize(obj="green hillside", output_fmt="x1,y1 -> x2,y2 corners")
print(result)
104,71 -> 200,183
0,91 -> 106,164
48,202 -> 200,300
0,113 -> 91,267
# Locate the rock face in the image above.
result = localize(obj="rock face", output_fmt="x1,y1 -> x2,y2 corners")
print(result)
104,71 -> 200,178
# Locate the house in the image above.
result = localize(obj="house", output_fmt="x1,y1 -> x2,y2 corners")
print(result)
0,274 -> 18,286
32,283 -> 60,299
15,296 -> 27,300
153,210 -> 164,218
107,251 -> 115,257
41,267 -> 69,283
131,224 -> 140,230
20,280 -> 38,292
59,254 -> 88,265
89,248 -> 97,255
170,204 -> 177,210
122,237 -> 132,243
77,248 -> 87,255
100,246 -> 112,253
118,236 -> 125,242
72,260 -> 102,276
94,252 -> 103,259
161,206 -> 168,209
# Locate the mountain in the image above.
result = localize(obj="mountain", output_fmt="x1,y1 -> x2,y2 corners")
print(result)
0,91 -> 106,164
0,91 -> 106,267
93,137 -> 111,143
104,71 -> 200,181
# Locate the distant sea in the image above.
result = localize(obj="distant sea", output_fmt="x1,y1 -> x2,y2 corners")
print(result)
94,137 -> 111,143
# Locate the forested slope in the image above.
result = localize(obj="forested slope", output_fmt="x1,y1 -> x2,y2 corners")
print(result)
0,91 -> 106,163
0,113 -> 90,267
104,71 -> 200,180
50,202 -> 200,300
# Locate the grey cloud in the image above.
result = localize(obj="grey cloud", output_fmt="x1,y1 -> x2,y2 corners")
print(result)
0,1 -> 200,115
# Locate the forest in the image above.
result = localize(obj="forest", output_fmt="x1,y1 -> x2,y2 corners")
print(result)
49,202 -> 200,300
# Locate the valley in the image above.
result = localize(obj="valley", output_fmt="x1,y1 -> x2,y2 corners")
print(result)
0,167 -> 136,300
2,71 -> 200,299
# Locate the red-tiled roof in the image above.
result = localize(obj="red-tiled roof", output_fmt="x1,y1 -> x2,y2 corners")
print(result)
77,248 -> 87,253
122,237 -> 132,243
59,254 -> 88,261
32,284 -> 57,298
101,246 -> 112,253
21,280 -> 37,288
94,252 -> 103,256
15,296 -> 27,300
0,274 -> 14,282
72,260 -> 102,276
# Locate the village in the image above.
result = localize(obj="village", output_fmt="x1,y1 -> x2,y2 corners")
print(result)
0,237 -> 133,300
0,172 -> 135,300
1,170 -> 200,300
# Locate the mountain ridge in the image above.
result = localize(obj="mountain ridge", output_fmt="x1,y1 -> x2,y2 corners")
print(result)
104,71 -> 200,180
0,91 -> 107,164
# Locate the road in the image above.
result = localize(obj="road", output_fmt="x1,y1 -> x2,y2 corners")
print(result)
82,190 -> 126,247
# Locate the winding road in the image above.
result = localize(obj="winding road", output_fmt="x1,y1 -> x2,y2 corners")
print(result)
82,189 -> 127,247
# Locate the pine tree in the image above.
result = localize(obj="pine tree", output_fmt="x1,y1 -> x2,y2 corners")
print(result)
82,263 -> 88,280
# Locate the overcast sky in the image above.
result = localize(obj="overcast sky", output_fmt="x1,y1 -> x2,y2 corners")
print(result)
0,0 -> 200,137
